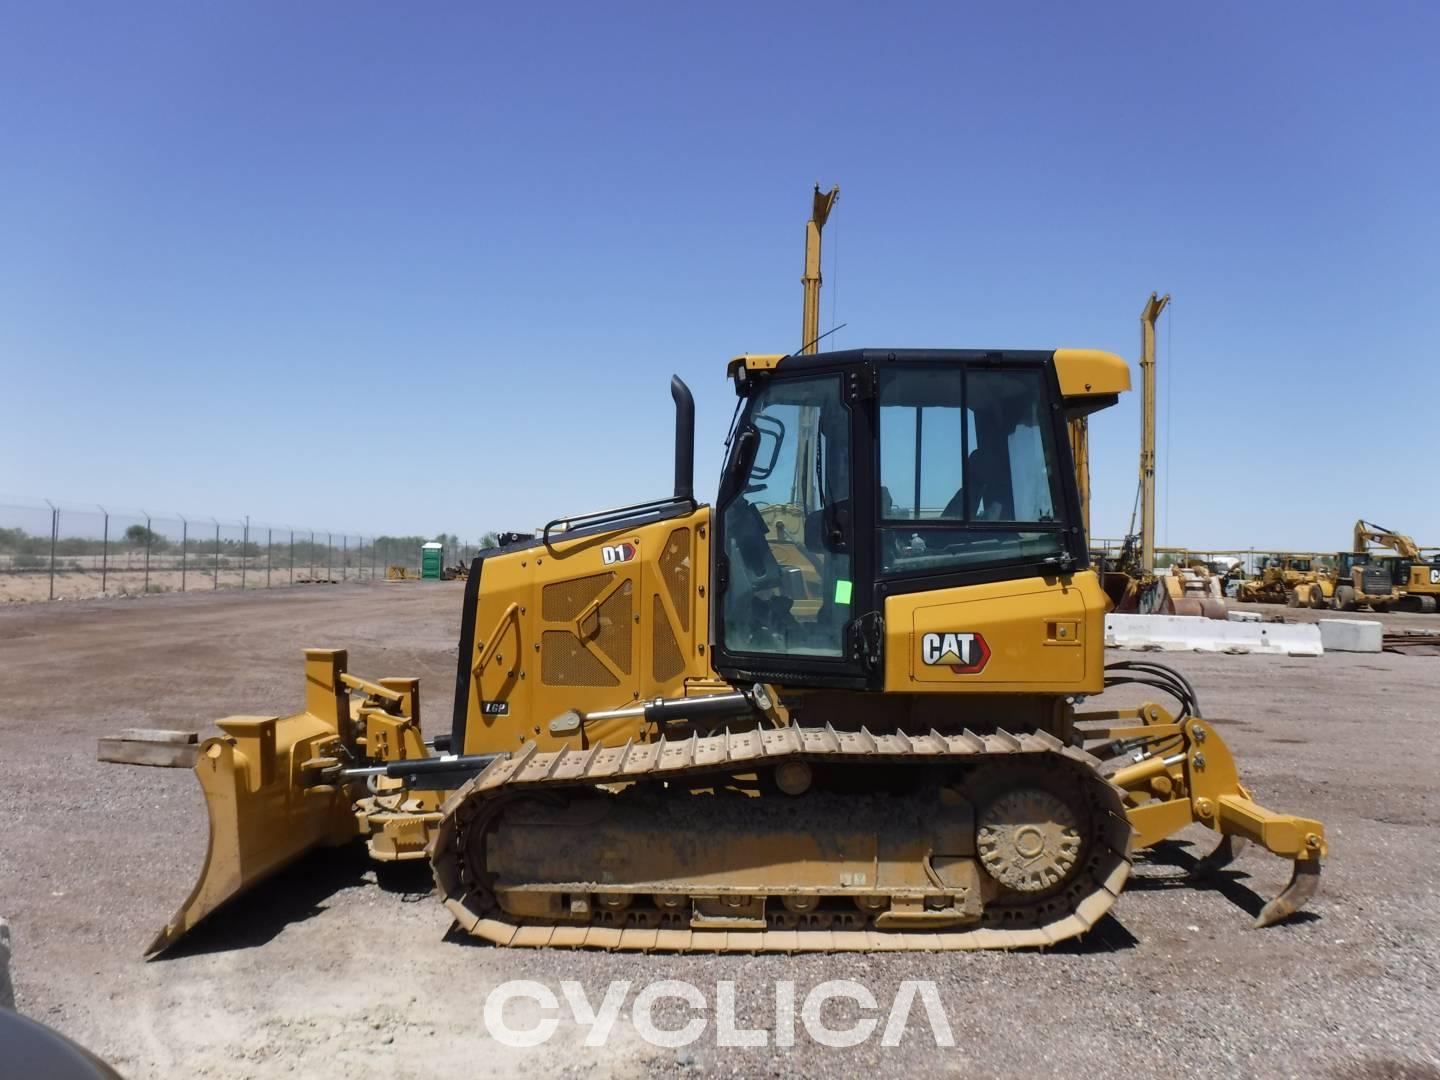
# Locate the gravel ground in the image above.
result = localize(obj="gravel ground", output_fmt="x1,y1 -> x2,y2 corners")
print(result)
2,585 -> 1438,1079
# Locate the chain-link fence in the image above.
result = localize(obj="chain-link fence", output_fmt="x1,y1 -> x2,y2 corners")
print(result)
0,496 -> 492,602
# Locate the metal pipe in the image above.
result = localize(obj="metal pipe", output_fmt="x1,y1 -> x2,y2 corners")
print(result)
1139,292 -> 1171,575
338,752 -> 502,781
45,501 -> 56,601
582,704 -> 650,723
801,184 -> 839,354
99,505 -> 108,594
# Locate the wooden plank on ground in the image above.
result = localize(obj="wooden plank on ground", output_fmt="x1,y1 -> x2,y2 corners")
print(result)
97,736 -> 200,769
117,728 -> 198,745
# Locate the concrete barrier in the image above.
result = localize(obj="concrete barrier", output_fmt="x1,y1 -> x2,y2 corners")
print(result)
1317,618 -> 1383,653
1105,613 -> 1324,656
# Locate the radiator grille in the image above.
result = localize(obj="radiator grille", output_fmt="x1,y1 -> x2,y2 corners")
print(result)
658,527 -> 691,631
542,573 -> 613,622
652,594 -> 687,683
594,579 -> 633,674
1360,566 -> 1393,595
541,630 -> 619,687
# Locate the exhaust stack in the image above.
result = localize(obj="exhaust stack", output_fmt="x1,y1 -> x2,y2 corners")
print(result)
671,375 -> 694,504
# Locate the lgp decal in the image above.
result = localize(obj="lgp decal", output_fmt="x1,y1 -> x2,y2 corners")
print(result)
921,632 -> 991,675
602,542 -> 638,565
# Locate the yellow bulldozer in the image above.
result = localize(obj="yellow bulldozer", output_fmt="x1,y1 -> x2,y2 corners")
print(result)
149,190 -> 1323,957
152,347 -> 1326,955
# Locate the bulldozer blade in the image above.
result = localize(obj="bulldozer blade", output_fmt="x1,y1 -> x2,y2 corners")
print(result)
1190,834 -> 1248,878
146,711 -> 358,956
1254,857 -> 1320,928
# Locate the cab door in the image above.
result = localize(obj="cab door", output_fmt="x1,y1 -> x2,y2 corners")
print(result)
713,367 -> 876,688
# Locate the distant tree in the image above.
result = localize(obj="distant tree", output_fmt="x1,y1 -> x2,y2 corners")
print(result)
124,524 -> 168,551
480,531 -> 501,549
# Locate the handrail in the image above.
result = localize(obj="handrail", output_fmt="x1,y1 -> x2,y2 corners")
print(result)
472,602 -> 522,677
542,494 -> 695,547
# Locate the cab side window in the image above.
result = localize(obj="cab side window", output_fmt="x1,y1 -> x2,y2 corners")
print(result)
878,366 -> 1065,576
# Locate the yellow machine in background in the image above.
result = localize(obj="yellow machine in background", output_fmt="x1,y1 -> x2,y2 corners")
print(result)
1236,554 -> 1331,605
1296,520 -> 1440,613
1088,294 -> 1227,619
150,190 -> 1324,958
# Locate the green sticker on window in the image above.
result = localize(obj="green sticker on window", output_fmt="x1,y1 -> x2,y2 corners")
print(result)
834,579 -> 853,605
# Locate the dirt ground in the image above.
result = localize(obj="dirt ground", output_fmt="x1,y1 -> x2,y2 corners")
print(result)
0,568 -> 369,603
2,585 -> 1438,1079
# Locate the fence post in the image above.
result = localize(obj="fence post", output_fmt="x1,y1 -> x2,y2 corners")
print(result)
180,516 -> 188,593
45,500 -> 57,601
310,531 -> 315,580
342,534 -> 347,582
289,528 -> 295,586
327,532 -> 332,582
143,512 -> 152,594
213,519 -> 220,590
267,527 -> 272,588
99,505 -> 109,595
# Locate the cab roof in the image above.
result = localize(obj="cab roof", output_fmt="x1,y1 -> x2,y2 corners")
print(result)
727,348 -> 1130,404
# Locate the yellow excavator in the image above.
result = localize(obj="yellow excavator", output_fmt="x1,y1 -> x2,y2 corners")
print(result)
150,191 -> 1325,956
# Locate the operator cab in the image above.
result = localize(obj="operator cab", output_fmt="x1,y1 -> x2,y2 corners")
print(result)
713,349 -> 1092,689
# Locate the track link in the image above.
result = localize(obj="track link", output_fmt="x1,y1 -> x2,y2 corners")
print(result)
430,725 -> 1134,952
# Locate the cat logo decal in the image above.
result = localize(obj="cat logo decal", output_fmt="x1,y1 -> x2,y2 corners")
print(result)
920,632 -> 991,675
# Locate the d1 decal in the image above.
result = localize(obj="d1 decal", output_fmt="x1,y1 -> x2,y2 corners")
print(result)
920,631 -> 992,675
602,542 -> 638,565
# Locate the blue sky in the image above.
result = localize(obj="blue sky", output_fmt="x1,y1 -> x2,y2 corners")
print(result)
2,3 -> 1436,549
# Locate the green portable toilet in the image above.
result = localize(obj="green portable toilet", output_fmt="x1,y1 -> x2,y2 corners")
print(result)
421,541 -> 444,580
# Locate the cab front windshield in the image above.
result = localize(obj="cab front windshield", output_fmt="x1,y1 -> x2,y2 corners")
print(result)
720,375 -> 851,659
